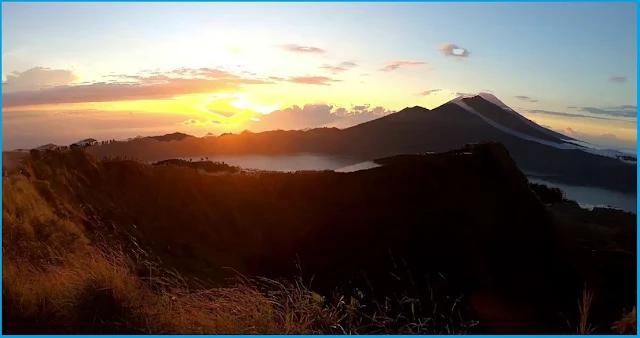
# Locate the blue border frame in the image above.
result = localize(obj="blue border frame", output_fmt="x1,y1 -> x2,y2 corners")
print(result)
0,1 -> 637,337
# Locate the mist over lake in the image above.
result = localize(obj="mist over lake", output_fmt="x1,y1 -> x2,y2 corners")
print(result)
183,154 -> 362,172
183,154 -> 637,214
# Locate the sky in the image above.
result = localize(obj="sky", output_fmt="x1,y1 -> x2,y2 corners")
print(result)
2,2 -> 637,151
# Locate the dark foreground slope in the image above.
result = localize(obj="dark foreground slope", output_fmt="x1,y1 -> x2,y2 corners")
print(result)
3,144 -> 636,334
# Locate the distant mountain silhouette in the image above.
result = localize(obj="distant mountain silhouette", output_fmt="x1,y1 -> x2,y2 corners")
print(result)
85,95 -> 636,194
147,132 -> 194,142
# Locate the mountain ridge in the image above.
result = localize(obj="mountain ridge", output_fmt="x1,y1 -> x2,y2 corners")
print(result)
7,95 -> 636,194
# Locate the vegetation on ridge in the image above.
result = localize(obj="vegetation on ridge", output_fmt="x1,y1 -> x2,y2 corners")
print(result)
2,145 -> 636,334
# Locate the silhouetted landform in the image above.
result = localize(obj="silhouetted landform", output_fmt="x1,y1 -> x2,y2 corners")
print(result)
374,149 -> 577,206
619,155 -> 637,162
3,143 -> 635,334
85,95 -> 636,194
148,132 -> 194,142
154,158 -> 240,174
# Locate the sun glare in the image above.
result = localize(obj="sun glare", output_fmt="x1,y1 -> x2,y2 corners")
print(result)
230,97 -> 249,110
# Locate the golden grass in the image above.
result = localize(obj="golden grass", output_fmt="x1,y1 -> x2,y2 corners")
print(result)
577,283 -> 595,334
612,306 -> 637,335
2,175 -> 342,334
2,248 -> 341,334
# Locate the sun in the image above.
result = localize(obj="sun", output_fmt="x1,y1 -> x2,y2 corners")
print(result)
229,96 -> 249,110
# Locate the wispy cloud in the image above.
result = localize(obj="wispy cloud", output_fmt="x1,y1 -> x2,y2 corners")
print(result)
320,61 -> 358,74
338,61 -> 358,68
279,44 -> 326,54
514,95 -> 539,103
438,43 -> 471,58
179,119 -> 220,126
417,89 -> 442,96
581,105 -> 636,118
609,76 -> 627,83
2,68 -> 274,108
519,108 -> 634,122
380,61 -> 428,72
287,76 -> 340,86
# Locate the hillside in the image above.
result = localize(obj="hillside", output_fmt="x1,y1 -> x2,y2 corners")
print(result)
82,95 -> 636,194
3,144 -> 636,334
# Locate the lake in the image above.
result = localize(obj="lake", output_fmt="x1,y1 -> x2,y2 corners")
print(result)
183,154 -> 637,214
184,154 -> 361,172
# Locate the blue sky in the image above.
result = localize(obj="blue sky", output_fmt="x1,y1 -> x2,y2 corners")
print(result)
2,2 -> 637,150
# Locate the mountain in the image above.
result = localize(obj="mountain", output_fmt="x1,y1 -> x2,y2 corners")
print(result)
4,144 -> 636,333
147,132 -> 194,142
83,94 -> 636,194
332,97 -> 635,193
320,112 -> 391,129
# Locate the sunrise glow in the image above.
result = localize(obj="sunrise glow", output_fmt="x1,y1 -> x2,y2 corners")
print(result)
2,2 -> 636,151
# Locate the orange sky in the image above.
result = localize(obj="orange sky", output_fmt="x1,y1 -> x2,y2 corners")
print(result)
2,3 -> 636,151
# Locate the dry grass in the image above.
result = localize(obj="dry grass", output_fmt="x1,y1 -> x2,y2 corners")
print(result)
612,306 -> 637,335
2,175 -> 339,334
577,283 -> 595,334
2,173 -> 477,334
2,156 -> 635,335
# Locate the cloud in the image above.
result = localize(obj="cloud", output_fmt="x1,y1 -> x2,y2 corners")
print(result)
514,95 -> 539,103
279,44 -> 326,54
481,89 -> 493,93
3,67 -> 79,93
287,76 -> 340,86
338,61 -> 358,68
3,68 -> 274,108
320,65 -> 348,74
455,92 -> 474,97
438,43 -> 471,58
609,76 -> 627,83
268,76 -> 287,81
180,119 -> 211,126
580,105 -> 636,118
321,105 -> 395,128
320,61 -> 358,74
179,119 -> 222,126
252,103 -> 339,131
561,126 -> 635,150
418,89 -> 442,96
244,102 -> 395,131
519,108 -> 634,122
380,61 -> 428,72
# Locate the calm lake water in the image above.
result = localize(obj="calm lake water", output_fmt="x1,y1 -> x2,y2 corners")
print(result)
184,154 -> 637,214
